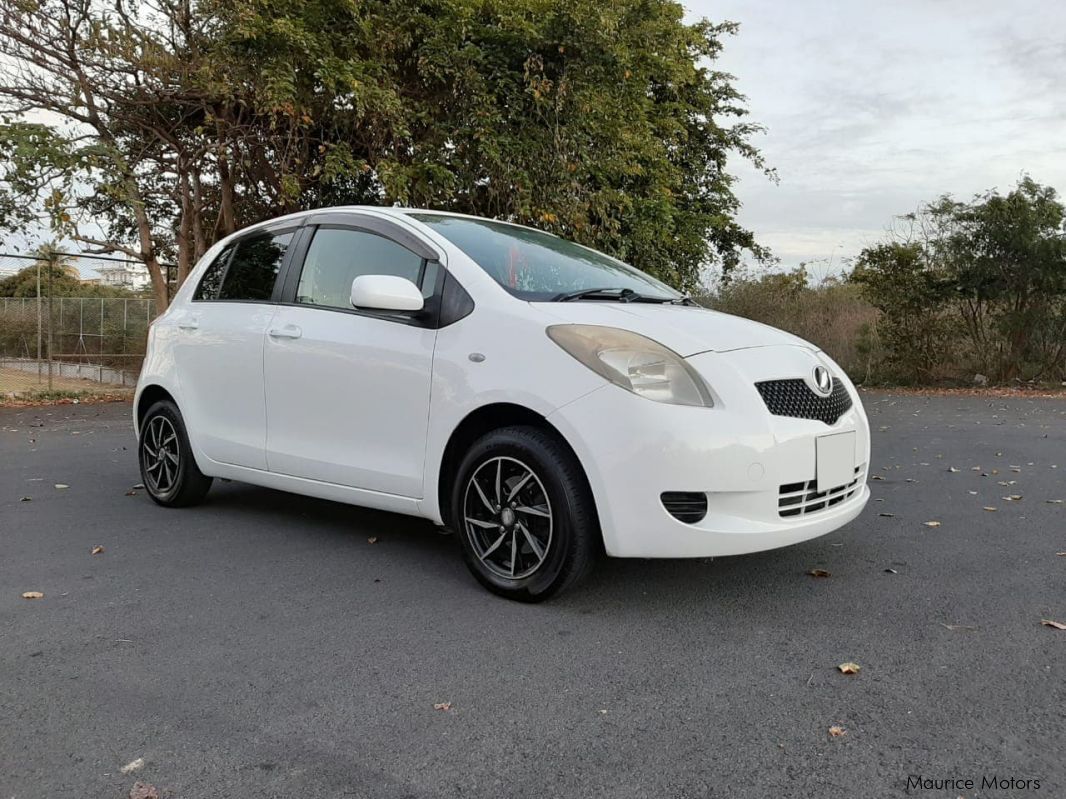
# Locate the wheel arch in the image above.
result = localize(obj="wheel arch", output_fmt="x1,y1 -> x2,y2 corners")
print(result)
136,383 -> 177,429
435,402 -> 598,533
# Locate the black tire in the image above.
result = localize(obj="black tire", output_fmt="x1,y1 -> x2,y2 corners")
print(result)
450,425 -> 599,601
138,399 -> 212,507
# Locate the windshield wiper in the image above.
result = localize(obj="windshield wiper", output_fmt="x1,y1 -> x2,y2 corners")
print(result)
553,287 -> 672,303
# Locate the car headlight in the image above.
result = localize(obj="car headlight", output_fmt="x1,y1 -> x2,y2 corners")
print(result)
547,324 -> 713,407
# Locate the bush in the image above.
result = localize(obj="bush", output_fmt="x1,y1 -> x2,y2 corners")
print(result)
702,266 -> 888,384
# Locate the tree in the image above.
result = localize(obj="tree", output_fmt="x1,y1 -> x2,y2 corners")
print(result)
852,177 -> 1066,382
0,0 -> 771,310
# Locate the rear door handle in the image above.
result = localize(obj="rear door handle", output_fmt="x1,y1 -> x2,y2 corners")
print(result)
178,317 -> 199,331
268,325 -> 302,340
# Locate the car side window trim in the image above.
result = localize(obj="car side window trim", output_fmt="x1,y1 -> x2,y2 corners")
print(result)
302,212 -> 441,262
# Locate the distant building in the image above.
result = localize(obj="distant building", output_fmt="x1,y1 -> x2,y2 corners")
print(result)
91,261 -> 152,291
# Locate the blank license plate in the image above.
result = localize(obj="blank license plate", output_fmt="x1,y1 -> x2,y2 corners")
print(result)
816,432 -> 856,491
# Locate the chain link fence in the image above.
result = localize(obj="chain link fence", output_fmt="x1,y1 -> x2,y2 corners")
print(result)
0,253 -> 160,399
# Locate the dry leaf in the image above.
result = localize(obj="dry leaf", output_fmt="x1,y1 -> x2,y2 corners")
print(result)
1041,619 -> 1066,630
939,623 -> 977,631
120,758 -> 144,775
54,483 -> 69,489
870,475 -> 884,481
807,568 -> 831,578
1002,495 -> 1023,501
1047,499 -> 1064,504
128,782 -> 159,799
967,490 -> 978,495
21,591 -> 44,599
983,507 -> 997,512
433,702 -> 452,711
91,546 -> 104,555
125,489 -> 137,496
878,512 -> 894,517
828,725 -> 847,737
947,467 -> 960,473
884,568 -> 898,574
923,521 -> 941,527
837,662 -> 861,675
367,536 -> 378,544
20,496 -> 31,502
1056,552 -> 1066,556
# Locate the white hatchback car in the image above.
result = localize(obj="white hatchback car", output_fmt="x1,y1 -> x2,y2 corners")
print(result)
135,207 -> 870,600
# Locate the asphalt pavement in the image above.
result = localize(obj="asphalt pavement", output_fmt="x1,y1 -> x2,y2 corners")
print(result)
1,393 -> 1064,798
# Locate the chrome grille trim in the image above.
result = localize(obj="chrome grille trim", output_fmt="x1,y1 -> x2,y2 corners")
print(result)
778,465 -> 865,518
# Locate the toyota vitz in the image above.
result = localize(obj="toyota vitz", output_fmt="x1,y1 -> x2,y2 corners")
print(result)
135,208 -> 870,600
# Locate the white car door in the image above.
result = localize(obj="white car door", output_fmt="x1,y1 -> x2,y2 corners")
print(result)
262,216 -> 442,497
169,225 -> 295,469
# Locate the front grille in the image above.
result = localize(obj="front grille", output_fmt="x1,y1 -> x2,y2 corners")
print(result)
755,377 -> 853,425
778,466 -> 864,517
661,491 -> 708,524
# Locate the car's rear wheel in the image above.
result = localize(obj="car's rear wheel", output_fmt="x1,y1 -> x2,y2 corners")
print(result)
451,426 -> 599,601
139,399 -> 212,507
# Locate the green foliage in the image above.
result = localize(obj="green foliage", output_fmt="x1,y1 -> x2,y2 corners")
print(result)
0,0 -> 771,299
852,177 -> 1066,382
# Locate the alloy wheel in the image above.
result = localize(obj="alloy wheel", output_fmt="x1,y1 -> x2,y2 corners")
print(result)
142,415 -> 180,495
462,456 -> 553,579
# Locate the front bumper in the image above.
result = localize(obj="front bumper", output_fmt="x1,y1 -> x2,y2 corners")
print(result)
547,346 -> 871,558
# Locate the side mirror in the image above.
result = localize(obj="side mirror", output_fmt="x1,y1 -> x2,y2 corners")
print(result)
350,275 -> 424,312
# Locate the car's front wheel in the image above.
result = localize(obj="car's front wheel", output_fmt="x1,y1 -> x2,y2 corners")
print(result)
138,399 -> 212,507
451,426 -> 599,601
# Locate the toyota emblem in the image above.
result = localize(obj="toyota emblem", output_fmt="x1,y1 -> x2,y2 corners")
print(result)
813,365 -> 832,395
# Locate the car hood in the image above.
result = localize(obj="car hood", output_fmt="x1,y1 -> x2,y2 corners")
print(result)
530,302 -> 814,357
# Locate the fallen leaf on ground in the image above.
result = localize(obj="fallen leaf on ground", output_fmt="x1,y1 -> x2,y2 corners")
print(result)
367,536 -> 378,544
837,662 -> 861,675
21,591 -> 44,599
947,467 -> 960,473
120,757 -> 144,775
1002,495 -> 1023,501
1041,619 -> 1066,630
54,483 -> 69,489
125,489 -> 137,496
884,568 -> 898,574
433,702 -> 452,711
870,475 -> 884,481
1056,552 -> 1066,556
91,546 -> 104,555
128,782 -> 159,799
967,490 -> 978,495
828,725 -> 847,737
878,512 -> 894,517
983,507 -> 997,512
20,496 -> 31,502
807,568 -> 831,578
1047,499 -> 1064,504
923,521 -> 941,527
939,623 -> 978,631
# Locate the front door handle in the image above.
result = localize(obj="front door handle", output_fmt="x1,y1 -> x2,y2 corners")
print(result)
268,325 -> 302,340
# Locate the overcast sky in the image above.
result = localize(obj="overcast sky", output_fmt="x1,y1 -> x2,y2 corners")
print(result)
687,0 -> 1066,275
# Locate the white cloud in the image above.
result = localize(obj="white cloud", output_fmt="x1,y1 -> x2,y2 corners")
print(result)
687,0 -> 1066,271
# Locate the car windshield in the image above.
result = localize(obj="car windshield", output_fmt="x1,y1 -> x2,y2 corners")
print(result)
408,214 -> 681,302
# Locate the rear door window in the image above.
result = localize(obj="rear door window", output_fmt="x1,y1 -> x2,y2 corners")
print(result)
195,230 -> 294,302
